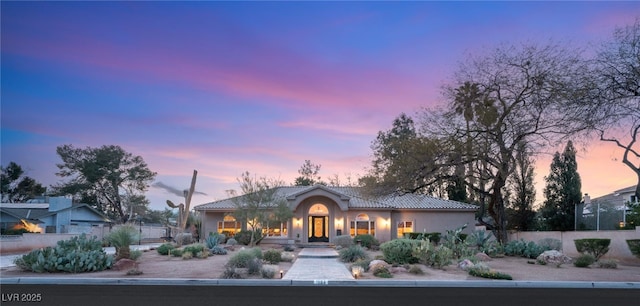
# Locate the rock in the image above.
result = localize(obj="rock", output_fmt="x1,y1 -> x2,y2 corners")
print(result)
457,259 -> 475,271
369,259 -> 390,270
113,258 -> 138,271
536,250 -> 572,265
475,252 -> 492,262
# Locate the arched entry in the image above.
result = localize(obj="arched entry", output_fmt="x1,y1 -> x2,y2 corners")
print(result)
308,204 -> 329,242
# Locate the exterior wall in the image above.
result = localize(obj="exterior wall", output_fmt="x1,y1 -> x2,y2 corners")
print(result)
70,207 -> 108,222
392,210 -> 476,239
346,210 -> 392,243
508,227 -> 640,263
201,211 -> 226,238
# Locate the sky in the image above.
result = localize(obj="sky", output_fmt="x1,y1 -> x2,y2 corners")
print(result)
1,1 -> 639,212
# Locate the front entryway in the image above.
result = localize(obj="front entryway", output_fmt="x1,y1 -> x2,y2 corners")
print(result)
308,216 -> 329,242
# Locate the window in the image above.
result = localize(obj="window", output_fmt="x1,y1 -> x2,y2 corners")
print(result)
217,215 -> 241,236
397,221 -> 413,238
631,195 -> 638,203
350,214 -> 375,237
263,220 -> 288,237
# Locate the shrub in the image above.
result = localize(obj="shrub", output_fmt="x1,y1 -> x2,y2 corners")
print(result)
196,251 -> 209,259
206,232 -> 225,249
441,224 -> 472,259
106,225 -> 140,260
334,235 -> 354,248
210,245 -> 228,255
130,250 -> 143,261
263,249 -> 282,264
261,264 -> 279,279
408,265 -> 424,275
183,244 -> 206,255
405,232 -> 441,244
157,243 -> 176,255
467,230 -> 494,252
354,234 -> 380,250
171,249 -> 184,257
182,251 -> 194,260
468,267 -> 512,280
221,267 -> 242,279
234,229 -> 264,246
573,254 -> 595,268
250,247 -> 263,259
504,239 -> 545,259
14,233 -> 113,273
574,239 -> 611,261
372,265 -> 392,278
226,238 -> 238,246
598,259 -> 617,269
350,258 -> 372,272
247,257 -> 263,275
538,238 -> 562,251
380,239 -> 420,264
626,239 -> 640,259
412,239 -> 453,269
339,245 -> 368,263
226,249 -> 257,268
281,252 -> 295,262
174,233 -> 194,246
283,244 -> 295,252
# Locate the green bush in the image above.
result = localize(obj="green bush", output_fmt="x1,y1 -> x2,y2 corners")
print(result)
408,265 -> 424,275
14,233 -> 113,273
626,239 -> 640,259
130,250 -> 143,261
468,267 -> 512,280
171,249 -> 184,257
372,265 -> 393,278
598,259 -> 618,269
221,267 -> 242,279
183,244 -> 206,255
106,225 -> 140,260
442,224 -> 472,259
247,257 -> 263,275
263,249 -> 282,264
350,258 -> 372,272
234,229 -> 264,246
504,239 -> 545,259
211,245 -> 228,255
334,235 -> 354,248
157,243 -> 176,255
261,264 -> 279,279
412,239 -> 453,269
226,238 -> 238,246
250,247 -> 263,259
354,234 -> 380,250
538,238 -> 562,251
380,239 -> 420,264
339,245 -> 368,263
573,254 -> 595,268
226,249 -> 257,268
574,239 -> 610,261
182,251 -> 194,260
404,232 -> 441,244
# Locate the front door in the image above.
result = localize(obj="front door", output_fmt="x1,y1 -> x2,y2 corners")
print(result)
308,216 -> 329,242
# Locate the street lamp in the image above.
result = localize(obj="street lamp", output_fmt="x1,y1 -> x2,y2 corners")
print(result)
136,215 -> 143,245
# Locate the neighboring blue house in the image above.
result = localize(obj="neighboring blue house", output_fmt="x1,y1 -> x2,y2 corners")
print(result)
0,196 -> 112,234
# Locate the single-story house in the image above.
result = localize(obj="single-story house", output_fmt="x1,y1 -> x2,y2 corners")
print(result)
0,196 -> 112,234
194,185 -> 478,244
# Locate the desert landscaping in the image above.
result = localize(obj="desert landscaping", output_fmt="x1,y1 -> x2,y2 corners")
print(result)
2,243 -> 639,282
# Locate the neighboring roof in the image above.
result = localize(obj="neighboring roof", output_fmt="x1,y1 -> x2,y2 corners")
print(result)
0,203 -> 112,223
194,185 -> 478,211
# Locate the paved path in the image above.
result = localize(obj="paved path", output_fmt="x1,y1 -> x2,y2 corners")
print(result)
283,248 -> 353,280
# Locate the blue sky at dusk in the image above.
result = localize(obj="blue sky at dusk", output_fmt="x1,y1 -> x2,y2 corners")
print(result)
2,1 -> 638,211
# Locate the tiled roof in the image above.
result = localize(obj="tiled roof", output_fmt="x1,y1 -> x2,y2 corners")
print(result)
194,185 -> 478,211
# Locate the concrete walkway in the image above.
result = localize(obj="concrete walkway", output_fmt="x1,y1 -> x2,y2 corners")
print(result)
283,248 -> 353,280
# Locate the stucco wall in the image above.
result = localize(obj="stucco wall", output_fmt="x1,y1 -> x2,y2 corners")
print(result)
391,210 -> 476,238
508,227 -> 640,263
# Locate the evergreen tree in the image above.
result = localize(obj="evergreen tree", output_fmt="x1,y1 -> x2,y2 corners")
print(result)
506,143 -> 536,231
541,141 -> 582,231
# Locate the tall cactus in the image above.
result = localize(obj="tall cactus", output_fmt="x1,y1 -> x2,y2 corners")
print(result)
165,170 -> 198,230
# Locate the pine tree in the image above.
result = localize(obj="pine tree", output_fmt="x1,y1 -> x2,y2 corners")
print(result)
541,141 -> 582,231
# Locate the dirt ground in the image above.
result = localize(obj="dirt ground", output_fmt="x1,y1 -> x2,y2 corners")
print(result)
2,246 -> 640,282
